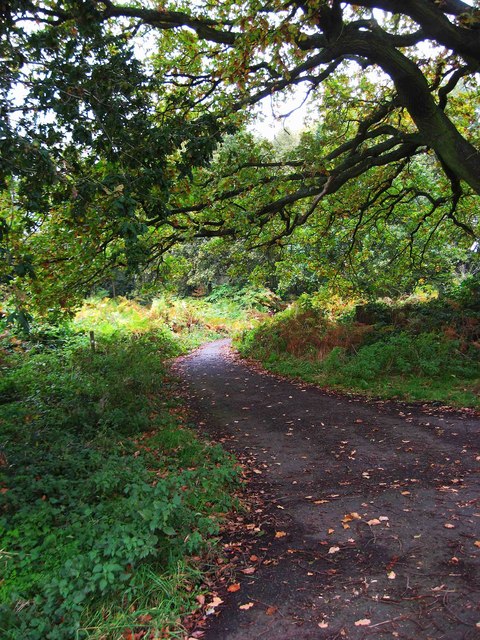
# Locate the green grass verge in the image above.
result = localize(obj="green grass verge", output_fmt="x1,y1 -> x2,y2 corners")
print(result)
237,326 -> 480,409
0,329 -> 239,639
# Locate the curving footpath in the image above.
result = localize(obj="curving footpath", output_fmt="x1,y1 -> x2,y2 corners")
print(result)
175,339 -> 480,640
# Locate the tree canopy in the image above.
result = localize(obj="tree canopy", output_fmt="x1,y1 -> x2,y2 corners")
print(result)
0,1 -> 479,312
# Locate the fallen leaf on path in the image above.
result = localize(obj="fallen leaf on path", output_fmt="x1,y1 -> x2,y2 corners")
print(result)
208,597 -> 223,608
474,541 -> 480,548
205,596 -> 223,615
342,512 -> 361,528
386,555 -> 400,571
249,554 -> 259,561
318,621 -> 329,628
239,602 -> 254,610
265,606 -> 277,615
354,619 -> 371,626
328,546 -> 340,554
327,528 -> 335,534
275,531 -> 287,538
387,571 -> 396,580
227,583 -> 241,593
367,518 -> 381,526
444,523 -> 455,529
241,567 -> 256,575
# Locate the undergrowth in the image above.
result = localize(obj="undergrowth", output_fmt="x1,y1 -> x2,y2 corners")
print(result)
0,327 -> 238,639
237,285 -> 480,408
74,292 -> 262,350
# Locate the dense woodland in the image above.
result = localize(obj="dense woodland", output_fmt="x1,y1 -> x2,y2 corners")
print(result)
0,1 -> 479,638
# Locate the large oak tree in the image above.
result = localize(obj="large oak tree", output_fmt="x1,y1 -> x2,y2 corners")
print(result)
0,1 -> 479,310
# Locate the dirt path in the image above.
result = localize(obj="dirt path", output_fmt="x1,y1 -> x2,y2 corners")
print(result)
174,340 -> 480,640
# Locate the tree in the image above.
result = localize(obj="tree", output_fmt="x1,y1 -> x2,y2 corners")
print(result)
0,1 -> 479,312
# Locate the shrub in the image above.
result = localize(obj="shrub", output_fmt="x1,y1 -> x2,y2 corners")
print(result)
237,292 -> 480,407
0,330 -> 238,638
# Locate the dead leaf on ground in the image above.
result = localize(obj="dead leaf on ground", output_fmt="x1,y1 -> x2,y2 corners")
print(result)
241,566 -> 256,575
318,621 -> 329,628
341,512 -> 361,529
444,523 -> 455,529
343,512 -> 361,522
265,606 -> 277,615
367,518 -> 381,526
227,583 -> 241,593
354,618 -> 371,626
211,596 -> 223,606
275,531 -> 287,538
239,602 -> 255,610
136,613 -> 152,623
474,540 -> 480,548
328,546 -> 340,554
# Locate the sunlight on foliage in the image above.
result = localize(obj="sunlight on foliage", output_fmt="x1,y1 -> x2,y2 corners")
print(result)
74,291 -> 265,349
238,282 -> 480,408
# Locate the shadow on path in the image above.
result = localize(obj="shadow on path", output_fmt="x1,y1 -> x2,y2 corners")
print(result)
174,340 -> 480,640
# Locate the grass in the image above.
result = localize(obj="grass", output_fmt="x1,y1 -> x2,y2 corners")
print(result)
237,293 -> 480,409
0,322 -> 239,639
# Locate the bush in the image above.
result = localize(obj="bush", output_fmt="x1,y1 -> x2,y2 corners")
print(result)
237,293 -> 480,408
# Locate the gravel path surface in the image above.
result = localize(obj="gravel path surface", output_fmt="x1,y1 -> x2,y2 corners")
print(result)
175,339 -> 480,640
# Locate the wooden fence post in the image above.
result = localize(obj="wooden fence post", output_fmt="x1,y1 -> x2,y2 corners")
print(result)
89,330 -> 96,353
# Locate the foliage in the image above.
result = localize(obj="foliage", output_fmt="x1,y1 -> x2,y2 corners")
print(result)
73,291 -> 260,349
0,1 -> 479,314
237,284 -> 480,407
0,328 -> 238,639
